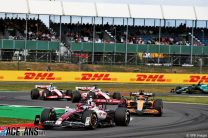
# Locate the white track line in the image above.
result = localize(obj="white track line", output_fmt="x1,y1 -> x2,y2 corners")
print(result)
164,101 -> 208,106
170,95 -> 208,98
0,104 -> 65,110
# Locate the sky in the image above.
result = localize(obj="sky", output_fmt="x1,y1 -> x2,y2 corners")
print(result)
0,0 -> 207,27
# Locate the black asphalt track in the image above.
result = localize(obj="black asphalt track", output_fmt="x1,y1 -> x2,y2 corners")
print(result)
0,92 -> 208,138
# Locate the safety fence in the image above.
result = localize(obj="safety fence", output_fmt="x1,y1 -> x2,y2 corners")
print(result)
0,39 -> 59,50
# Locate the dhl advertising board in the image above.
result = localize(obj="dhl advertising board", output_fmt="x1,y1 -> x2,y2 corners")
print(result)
0,71 -> 207,84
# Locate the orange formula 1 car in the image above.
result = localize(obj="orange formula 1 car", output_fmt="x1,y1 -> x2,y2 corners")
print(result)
125,91 -> 163,116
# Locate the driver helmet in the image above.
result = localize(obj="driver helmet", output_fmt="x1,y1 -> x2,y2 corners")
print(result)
138,90 -> 145,100
87,97 -> 95,107
49,83 -> 55,90
198,81 -> 202,86
139,90 -> 144,95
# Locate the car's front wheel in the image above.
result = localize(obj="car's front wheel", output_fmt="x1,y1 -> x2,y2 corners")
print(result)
115,107 -> 130,126
31,88 -> 40,99
82,110 -> 98,129
40,108 -> 56,129
153,99 -> 163,116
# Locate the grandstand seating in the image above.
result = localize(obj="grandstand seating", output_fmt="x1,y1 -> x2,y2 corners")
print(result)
0,17 -> 58,41
0,17 -> 207,47
50,22 -> 208,47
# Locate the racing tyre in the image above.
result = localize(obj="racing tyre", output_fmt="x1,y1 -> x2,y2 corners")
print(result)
187,86 -> 193,94
31,88 -> 40,99
87,91 -> 97,99
153,99 -> 163,116
42,89 -> 50,100
115,107 -> 130,126
175,86 -> 182,94
66,90 -> 73,101
65,90 -> 72,96
82,110 -> 98,129
112,92 -> 121,100
118,103 -> 127,108
40,108 -> 56,129
71,90 -> 81,103
65,90 -> 72,101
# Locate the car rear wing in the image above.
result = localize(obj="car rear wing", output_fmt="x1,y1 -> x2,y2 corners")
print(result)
75,86 -> 96,91
130,92 -> 155,97
35,85 -> 50,89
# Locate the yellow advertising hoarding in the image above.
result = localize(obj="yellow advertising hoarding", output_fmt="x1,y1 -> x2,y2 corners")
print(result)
0,71 -> 207,84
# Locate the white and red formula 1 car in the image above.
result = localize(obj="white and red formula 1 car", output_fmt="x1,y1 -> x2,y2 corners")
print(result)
70,86 -> 126,104
30,84 -> 72,100
34,98 -> 130,129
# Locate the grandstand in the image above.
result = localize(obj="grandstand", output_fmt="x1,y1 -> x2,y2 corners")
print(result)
0,0 -> 208,66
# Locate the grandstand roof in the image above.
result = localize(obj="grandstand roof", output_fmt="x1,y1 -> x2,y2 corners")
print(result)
195,6 -> 208,20
162,5 -> 196,20
62,2 -> 96,17
28,0 -> 62,15
96,3 -> 129,18
0,0 -> 207,21
0,0 -> 28,14
129,4 -> 163,19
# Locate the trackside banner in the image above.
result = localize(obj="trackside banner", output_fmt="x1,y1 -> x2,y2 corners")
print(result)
0,71 -> 208,84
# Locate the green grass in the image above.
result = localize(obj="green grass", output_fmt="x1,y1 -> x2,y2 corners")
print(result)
0,105 -> 65,125
0,83 -> 35,91
0,82 -> 181,93
0,61 -> 207,73
0,117 -> 32,125
158,96 -> 208,104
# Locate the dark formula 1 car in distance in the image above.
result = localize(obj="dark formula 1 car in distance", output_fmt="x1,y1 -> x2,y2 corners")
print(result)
125,91 -> 163,116
31,84 -> 72,100
34,98 -> 130,129
170,83 -> 208,94
70,86 -> 125,104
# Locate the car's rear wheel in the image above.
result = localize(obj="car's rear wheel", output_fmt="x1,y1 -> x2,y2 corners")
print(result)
65,90 -> 72,101
153,99 -> 163,116
65,90 -> 72,96
175,86 -> 182,94
82,110 -> 98,129
40,108 -> 56,129
115,107 -> 130,126
112,92 -> 121,100
31,88 -> 40,99
187,86 -> 193,94
71,90 -> 81,103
